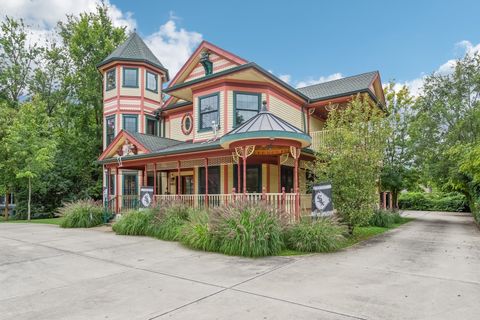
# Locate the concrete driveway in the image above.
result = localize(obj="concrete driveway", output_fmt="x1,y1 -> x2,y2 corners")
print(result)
0,211 -> 479,320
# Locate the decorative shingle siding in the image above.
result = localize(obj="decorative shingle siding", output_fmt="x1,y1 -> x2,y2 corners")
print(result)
185,53 -> 240,82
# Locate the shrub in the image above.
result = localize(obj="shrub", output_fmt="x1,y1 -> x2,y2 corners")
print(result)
58,199 -> 104,228
210,203 -> 284,257
112,210 -> 154,235
146,202 -> 192,241
284,218 -> 346,253
398,192 -> 467,212
179,211 -> 216,251
369,210 -> 395,227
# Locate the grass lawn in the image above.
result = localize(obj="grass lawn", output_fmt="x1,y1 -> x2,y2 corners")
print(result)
0,217 -> 64,225
279,217 -> 414,256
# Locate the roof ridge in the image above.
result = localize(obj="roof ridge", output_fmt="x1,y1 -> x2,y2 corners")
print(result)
297,70 -> 378,90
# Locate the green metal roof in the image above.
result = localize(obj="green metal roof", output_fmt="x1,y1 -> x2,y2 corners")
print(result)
220,103 -> 311,148
127,131 -> 183,152
98,32 -> 169,80
296,71 -> 378,101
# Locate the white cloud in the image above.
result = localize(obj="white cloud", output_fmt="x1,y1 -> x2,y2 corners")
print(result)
392,40 -> 480,97
0,1 -> 203,77
278,74 -> 291,83
295,73 -> 343,88
0,0 -> 136,31
145,20 -> 202,76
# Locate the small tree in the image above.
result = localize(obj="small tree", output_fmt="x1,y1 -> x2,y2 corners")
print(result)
315,94 -> 389,229
6,100 -> 57,220
381,83 -> 415,208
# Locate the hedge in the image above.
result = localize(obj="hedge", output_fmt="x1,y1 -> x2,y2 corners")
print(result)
398,192 -> 468,212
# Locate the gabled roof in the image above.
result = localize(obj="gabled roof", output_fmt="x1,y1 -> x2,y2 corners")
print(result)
98,32 -> 169,79
297,71 -> 378,101
168,40 -> 248,87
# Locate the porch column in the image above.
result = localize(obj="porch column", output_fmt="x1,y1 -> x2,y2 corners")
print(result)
177,161 -> 181,196
107,167 -> 111,207
290,147 -> 300,221
277,156 -> 281,192
237,160 -> 241,193
144,164 -> 147,186
243,146 -> 247,194
115,166 -> 120,214
153,163 -> 157,195
204,158 -> 209,207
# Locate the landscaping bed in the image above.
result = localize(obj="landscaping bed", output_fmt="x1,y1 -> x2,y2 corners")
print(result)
111,201 -> 413,257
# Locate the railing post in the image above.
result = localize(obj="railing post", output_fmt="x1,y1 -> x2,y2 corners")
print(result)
281,187 -> 286,212
262,187 -> 266,203
295,187 -> 300,222
232,187 -> 236,203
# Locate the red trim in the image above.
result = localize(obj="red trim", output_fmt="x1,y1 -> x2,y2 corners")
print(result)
169,41 -> 248,87
181,113 -> 193,135
98,130 -> 150,161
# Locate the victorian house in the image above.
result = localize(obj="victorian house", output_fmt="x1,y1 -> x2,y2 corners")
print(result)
97,32 -> 385,218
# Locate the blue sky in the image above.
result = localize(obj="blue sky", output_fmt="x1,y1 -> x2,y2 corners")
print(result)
2,0 -> 480,93
111,0 -> 480,90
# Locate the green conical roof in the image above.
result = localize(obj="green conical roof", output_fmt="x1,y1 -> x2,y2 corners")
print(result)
98,31 -> 169,80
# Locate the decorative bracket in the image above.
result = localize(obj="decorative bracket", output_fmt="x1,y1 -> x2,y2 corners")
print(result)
290,146 -> 300,160
280,153 -> 289,164
235,145 -> 255,159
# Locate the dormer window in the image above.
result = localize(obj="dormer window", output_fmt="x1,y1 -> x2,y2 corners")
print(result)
106,69 -> 116,91
146,71 -> 158,92
123,67 -> 139,88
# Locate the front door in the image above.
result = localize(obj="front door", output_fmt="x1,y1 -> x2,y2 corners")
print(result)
123,174 -> 137,209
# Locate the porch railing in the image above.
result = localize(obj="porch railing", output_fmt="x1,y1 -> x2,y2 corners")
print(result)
107,193 -> 313,220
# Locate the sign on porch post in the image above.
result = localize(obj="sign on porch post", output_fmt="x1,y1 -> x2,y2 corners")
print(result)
140,186 -> 154,208
311,183 -> 333,217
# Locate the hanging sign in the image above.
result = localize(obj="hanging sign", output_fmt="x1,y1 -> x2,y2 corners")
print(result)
311,183 -> 334,217
140,186 -> 154,208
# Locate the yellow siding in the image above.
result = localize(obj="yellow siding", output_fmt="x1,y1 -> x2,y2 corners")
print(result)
194,91 -> 225,141
270,165 -> 279,193
165,120 -> 170,138
227,91 -> 234,132
185,54 -> 238,82
144,69 -> 162,101
309,116 -> 324,133
169,116 -> 192,141
268,95 -> 303,130
262,164 -> 267,192
228,164 -> 234,192
299,169 -> 307,193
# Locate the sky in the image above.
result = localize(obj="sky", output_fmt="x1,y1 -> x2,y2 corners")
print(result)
2,0 -> 480,95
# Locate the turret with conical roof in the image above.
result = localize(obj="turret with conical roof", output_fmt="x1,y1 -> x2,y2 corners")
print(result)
98,31 -> 169,151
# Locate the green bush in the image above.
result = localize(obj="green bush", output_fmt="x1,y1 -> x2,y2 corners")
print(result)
369,210 -> 396,227
179,211 -> 216,251
210,203 -> 284,257
112,210 -> 154,235
398,192 -> 467,212
284,218 -> 346,253
145,202 -> 192,241
58,200 -> 104,228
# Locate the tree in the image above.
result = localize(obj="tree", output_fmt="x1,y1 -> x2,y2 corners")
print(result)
315,94 -> 389,229
381,83 -> 415,207
410,53 -> 480,219
6,100 -> 57,220
0,102 -> 17,219
0,16 -> 40,108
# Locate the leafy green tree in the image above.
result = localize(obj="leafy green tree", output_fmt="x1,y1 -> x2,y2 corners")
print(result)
0,102 -> 17,219
6,100 -> 57,220
410,53 -> 480,218
315,94 -> 389,229
381,83 -> 415,207
0,16 -> 40,108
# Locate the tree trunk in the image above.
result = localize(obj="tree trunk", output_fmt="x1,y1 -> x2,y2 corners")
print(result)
27,178 -> 31,221
4,191 -> 9,221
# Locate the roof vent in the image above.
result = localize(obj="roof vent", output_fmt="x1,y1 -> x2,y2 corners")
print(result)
200,50 -> 213,75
